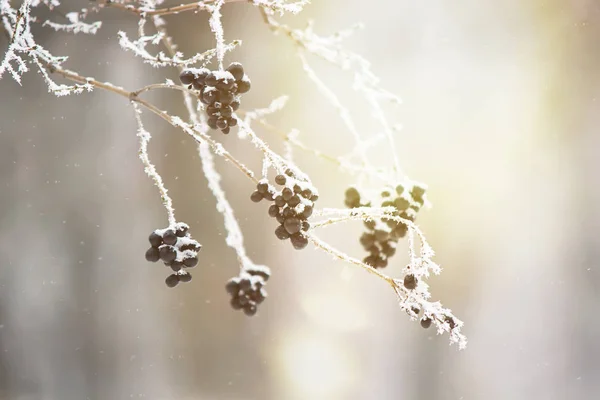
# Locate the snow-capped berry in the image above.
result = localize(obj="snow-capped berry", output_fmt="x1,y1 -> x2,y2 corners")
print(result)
175,223 -> 189,237
179,272 -> 192,283
403,274 -> 417,290
183,256 -> 198,268
149,232 -> 163,248
237,77 -> 251,93
202,88 -> 217,104
205,73 -> 218,87
165,274 -> 179,288
179,70 -> 195,85
163,229 -> 177,246
257,181 -> 269,193
290,233 -> 308,250
445,316 -> 456,330
275,225 -> 290,240
226,62 -> 245,81
420,317 -> 432,329
250,191 -> 263,203
145,247 -> 160,262
159,245 -> 177,263
216,77 -> 235,91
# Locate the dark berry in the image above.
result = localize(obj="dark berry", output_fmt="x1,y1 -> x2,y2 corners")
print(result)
282,187 -> 293,201
230,297 -> 243,310
395,184 -> 405,195
394,197 -> 410,211
183,256 -> 198,268
310,194 -> 319,202
179,70 -> 195,85
145,247 -> 160,262
275,174 -> 286,185
376,257 -> 388,268
230,99 -> 240,111
221,105 -> 233,118
149,232 -> 163,248
274,196 -> 286,207
163,229 -> 177,246
202,88 -> 217,104
250,191 -> 263,202
216,77 -> 235,91
282,207 -> 295,218
239,278 -> 252,291
221,127 -> 230,134
226,62 -> 245,81
159,245 -> 177,263
192,79 -> 204,90
249,289 -> 266,304
381,190 -> 391,197
243,303 -> 257,316
228,117 -> 238,127
205,73 -> 218,87
403,274 -> 417,290
165,274 -> 179,288
345,187 -> 360,202
301,221 -> 310,231
179,272 -> 192,283
276,214 -> 285,224
275,225 -> 290,240
420,317 -> 432,329
301,205 -> 313,219
364,219 -> 376,229
216,117 -> 228,130
359,233 -> 375,248
268,205 -> 280,217
290,233 -> 308,250
207,117 -> 218,130
257,181 -> 269,193
219,91 -> 235,104
287,195 -> 301,207
225,279 -> 240,295
284,218 -> 301,234
236,77 -> 251,93
171,261 -> 183,272
445,316 -> 456,330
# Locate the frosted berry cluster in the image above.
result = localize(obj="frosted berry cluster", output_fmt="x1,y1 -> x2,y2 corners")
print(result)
144,222 -> 201,287
250,170 -> 318,250
345,182 -> 427,269
179,62 -> 251,134
225,265 -> 270,316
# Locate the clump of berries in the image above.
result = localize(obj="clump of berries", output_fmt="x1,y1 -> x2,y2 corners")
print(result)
225,265 -> 270,316
179,62 -> 251,134
345,182 -> 427,269
250,169 -> 318,250
144,222 -> 202,287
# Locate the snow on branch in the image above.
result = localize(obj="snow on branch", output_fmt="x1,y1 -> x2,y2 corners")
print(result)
118,29 -> 241,67
43,11 -> 102,35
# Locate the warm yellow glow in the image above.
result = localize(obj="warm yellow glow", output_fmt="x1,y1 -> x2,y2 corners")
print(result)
278,334 -> 356,399
301,292 -> 368,331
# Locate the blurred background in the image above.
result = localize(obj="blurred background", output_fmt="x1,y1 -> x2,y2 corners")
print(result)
1,0 -> 600,399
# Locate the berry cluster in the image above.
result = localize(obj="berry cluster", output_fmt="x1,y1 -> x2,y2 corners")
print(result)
345,182 -> 427,269
225,265 -> 271,316
250,170 -> 318,250
179,62 -> 251,134
144,222 -> 202,287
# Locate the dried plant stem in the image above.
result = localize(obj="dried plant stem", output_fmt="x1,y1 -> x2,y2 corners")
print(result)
102,0 -> 247,17
43,62 -> 257,183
